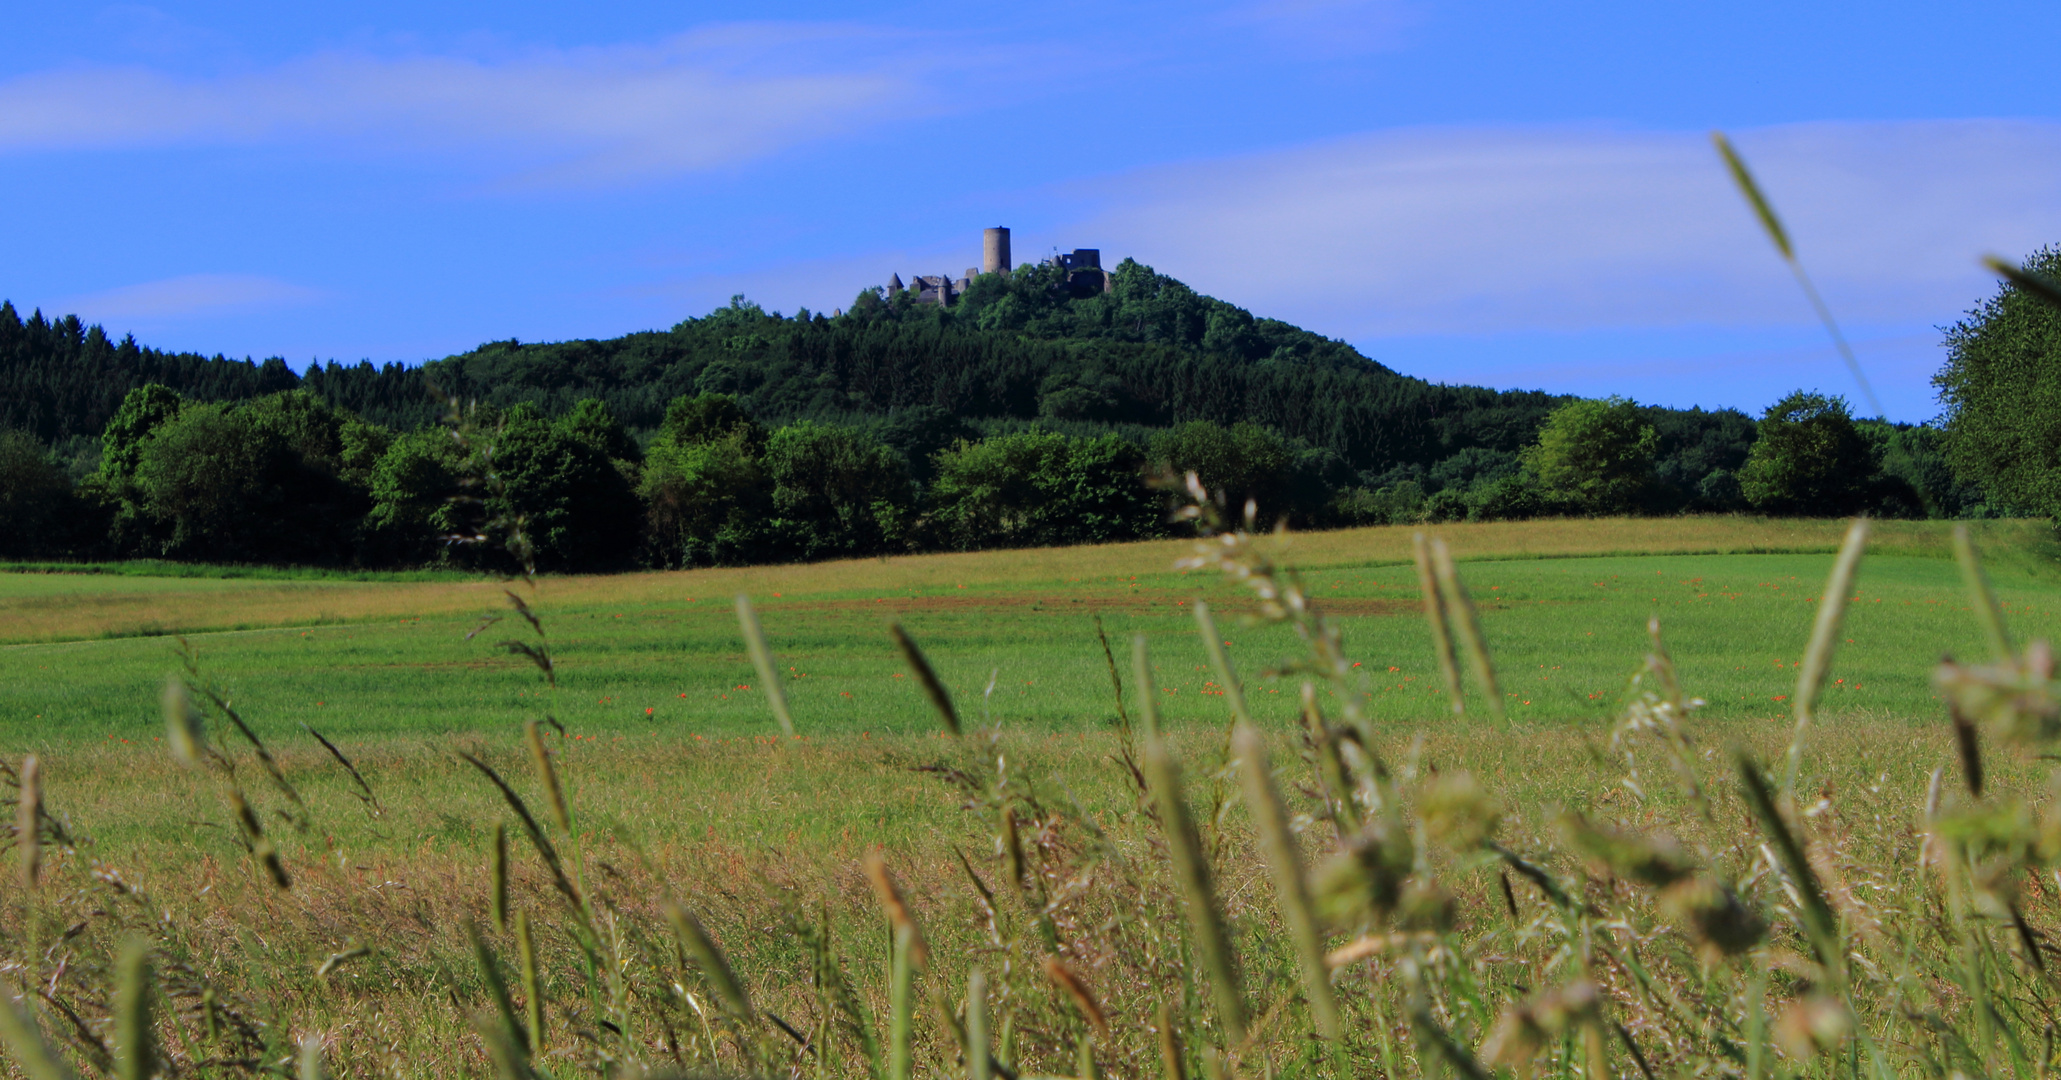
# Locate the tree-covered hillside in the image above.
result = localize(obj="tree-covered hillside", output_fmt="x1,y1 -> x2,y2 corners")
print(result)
1,259 -> 1746,485
0,255 -> 1982,569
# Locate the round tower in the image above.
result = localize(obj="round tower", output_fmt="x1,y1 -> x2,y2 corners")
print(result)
982,227 -> 1011,274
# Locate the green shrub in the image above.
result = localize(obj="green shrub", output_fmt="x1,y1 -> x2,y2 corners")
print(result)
1523,396 -> 1658,514
1738,391 -> 1877,515
927,429 -> 1157,550
762,421 -> 913,561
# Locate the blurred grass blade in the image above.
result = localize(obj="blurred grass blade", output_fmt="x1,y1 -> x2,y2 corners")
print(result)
1431,538 -> 1506,724
112,938 -> 152,1080
523,719 -> 571,836
1984,254 -> 2061,311
1300,683 -> 1363,833
1157,1000 -> 1186,1080
1413,533 -> 1465,716
1783,518 -> 1869,798
887,924 -> 916,1080
459,751 -> 581,911
226,786 -> 291,889
967,969 -> 990,1080
889,622 -> 960,735
1231,723 -> 1340,1045
1132,635 -> 1248,1044
1952,709 -> 1984,797
1712,130 -> 1884,418
1412,1006 -> 1494,1080
475,1017 -> 534,1080
863,849 -> 930,967
1094,613 -> 1132,735
491,823 -> 509,932
468,921 -> 529,1062
1712,131 -> 1793,260
297,1035 -> 327,1080
665,903 -> 753,1022
316,945 -> 371,977
736,595 -> 796,737
1193,601 -> 1253,727
16,755 -> 39,889
1953,523 -> 2013,661
1738,753 -> 1840,970
1043,958 -> 1109,1038
162,678 -> 207,766
304,725 -> 381,816
0,991 -> 78,1080
515,911 -> 545,1054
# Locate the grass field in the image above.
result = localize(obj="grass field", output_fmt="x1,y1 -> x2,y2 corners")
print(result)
6,515 -> 2061,1079
5,517 -> 2057,745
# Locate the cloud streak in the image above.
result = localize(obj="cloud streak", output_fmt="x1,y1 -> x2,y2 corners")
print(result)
53,274 -> 326,322
0,24 -> 948,185
1079,119 -> 2061,339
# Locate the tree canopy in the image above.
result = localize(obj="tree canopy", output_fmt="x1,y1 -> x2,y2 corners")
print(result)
1935,245 -> 2061,518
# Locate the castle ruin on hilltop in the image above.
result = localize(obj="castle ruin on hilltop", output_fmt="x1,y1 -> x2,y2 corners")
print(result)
885,228 -> 1113,307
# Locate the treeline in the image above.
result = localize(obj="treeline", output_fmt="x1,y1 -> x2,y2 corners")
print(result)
1,261 -> 1758,507
0,387 -> 1192,568
0,252 -> 2011,570
4,262 -> 1596,474
0,379 -> 1980,570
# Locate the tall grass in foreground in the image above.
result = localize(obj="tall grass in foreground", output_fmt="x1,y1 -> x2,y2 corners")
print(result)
5,467 -> 2061,1079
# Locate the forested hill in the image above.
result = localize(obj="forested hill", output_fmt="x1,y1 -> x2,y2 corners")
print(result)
3,259 -> 1597,476
0,305 -> 308,445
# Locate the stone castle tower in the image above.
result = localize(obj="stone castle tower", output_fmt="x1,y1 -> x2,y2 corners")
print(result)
887,227 -> 1107,306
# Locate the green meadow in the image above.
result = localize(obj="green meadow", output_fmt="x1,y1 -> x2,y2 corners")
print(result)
4,517 -> 2056,748
7,515 -> 2061,1078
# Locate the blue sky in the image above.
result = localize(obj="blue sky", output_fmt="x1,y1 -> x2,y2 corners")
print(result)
5,2 -> 2060,422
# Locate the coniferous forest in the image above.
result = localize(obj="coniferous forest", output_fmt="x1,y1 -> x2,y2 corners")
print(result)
0,257 -> 1997,571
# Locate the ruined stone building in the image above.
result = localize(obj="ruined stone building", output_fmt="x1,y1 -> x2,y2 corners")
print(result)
885,227 -> 1112,306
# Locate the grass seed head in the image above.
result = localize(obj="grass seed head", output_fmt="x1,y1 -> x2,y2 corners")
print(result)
1419,770 -> 1501,851
1775,995 -> 1854,1062
864,850 -> 929,967
1658,879 -> 1767,959
1934,641 -> 2059,745
1482,981 -> 1599,1072
1556,812 -> 1695,888
1312,819 -> 1414,926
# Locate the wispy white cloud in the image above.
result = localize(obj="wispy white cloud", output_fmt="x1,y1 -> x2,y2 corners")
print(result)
1209,0 -> 1419,57
93,4 -> 237,59
0,23 -> 968,185
53,273 -> 325,321
1075,120 -> 2061,339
